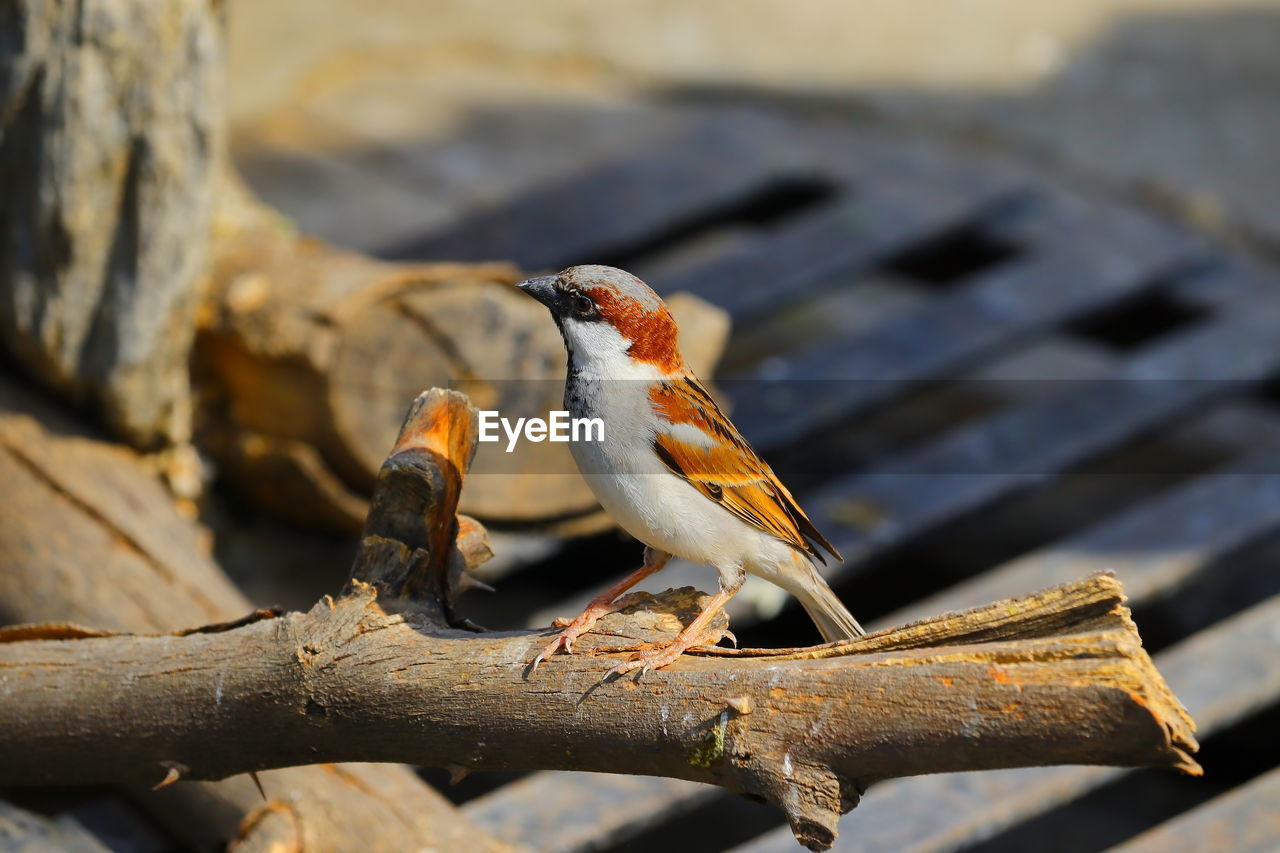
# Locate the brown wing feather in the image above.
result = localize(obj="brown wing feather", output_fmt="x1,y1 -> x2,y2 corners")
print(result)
649,377 -> 843,563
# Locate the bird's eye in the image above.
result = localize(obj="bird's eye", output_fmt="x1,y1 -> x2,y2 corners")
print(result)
572,293 -> 594,316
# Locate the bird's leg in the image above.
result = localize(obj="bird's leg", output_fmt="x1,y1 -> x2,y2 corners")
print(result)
607,569 -> 744,678
531,547 -> 670,670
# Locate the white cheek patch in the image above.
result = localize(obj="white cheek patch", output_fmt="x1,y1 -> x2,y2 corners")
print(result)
562,317 -> 664,381
562,316 -> 629,357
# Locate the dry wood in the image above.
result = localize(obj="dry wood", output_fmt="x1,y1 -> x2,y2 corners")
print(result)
0,0 -> 223,448
198,178 -> 730,533
0,387 -> 1200,851
0,375 -> 505,853
0,574 -> 1201,851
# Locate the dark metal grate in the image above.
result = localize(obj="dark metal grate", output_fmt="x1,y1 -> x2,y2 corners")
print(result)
345,115 -> 1280,851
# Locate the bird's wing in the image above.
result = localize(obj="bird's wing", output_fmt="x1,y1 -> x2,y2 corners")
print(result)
648,375 -> 843,563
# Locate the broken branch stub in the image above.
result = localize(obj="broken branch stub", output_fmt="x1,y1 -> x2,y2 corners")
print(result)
347,387 -> 488,623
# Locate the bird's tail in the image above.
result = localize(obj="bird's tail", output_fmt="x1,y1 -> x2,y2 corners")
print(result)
789,563 -> 865,642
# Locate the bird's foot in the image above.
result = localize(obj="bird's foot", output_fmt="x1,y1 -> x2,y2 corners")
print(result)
605,622 -> 729,679
530,602 -> 617,671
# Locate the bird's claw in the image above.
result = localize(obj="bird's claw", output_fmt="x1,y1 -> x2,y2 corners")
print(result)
529,611 -> 600,673
605,643 -> 687,680
529,633 -> 567,673
605,622 -> 731,679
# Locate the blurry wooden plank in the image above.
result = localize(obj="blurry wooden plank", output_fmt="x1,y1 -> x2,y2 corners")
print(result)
1107,766 -> 1280,853
651,166 -> 1025,323
484,424 -> 1280,853
887,441 -> 1280,626
732,592 -> 1280,853
1171,258 -> 1277,311
744,402 -> 1280,634
0,801 -> 110,853
462,774 -> 711,853
382,119 -> 803,269
728,200 -> 1207,449
384,116 -> 1025,323
805,292 -> 1280,586
718,274 -> 931,373
235,143 -> 455,254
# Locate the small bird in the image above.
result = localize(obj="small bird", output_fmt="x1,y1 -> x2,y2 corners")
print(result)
519,265 -> 863,674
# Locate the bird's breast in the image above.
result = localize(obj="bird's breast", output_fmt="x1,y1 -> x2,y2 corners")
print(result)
563,376 -> 773,568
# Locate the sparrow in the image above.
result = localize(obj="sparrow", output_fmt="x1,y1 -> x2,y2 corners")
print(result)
519,265 -> 863,674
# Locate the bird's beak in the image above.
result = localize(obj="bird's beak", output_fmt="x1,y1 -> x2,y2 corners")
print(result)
516,275 -> 558,308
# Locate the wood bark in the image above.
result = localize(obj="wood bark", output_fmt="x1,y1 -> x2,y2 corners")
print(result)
0,375 -> 505,853
0,0 -> 224,448
198,178 -> 731,533
0,571 -> 1201,852
0,387 -> 1200,852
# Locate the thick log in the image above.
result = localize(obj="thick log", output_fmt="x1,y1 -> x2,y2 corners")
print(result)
198,181 -> 730,532
0,0 -> 223,448
0,375 -> 505,853
0,386 -> 1199,852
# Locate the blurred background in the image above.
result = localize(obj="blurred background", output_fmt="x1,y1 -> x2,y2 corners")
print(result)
226,0 -> 1280,253
3,1 -> 1280,851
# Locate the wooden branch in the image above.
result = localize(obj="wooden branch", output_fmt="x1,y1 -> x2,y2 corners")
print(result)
0,385 -> 1199,851
0,576 -> 1197,851
0,376 -> 506,853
